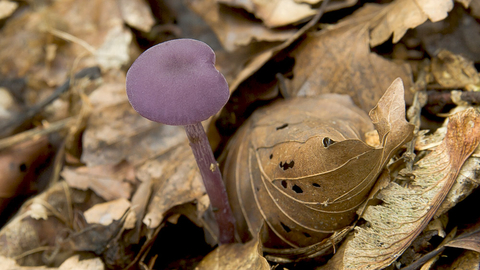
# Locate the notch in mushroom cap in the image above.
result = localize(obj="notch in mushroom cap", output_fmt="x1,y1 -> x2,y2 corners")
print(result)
126,38 -> 230,126
125,38 -> 236,245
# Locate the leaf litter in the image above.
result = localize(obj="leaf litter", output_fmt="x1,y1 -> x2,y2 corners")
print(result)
0,0 -> 480,269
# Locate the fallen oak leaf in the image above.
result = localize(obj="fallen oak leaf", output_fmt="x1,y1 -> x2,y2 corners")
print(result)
286,3 -> 415,112
343,108 -> 480,270
223,79 -> 413,261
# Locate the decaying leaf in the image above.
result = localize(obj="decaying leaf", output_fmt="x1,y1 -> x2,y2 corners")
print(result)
223,79 -> 413,259
343,108 -> 480,270
0,182 -> 103,266
139,142 -> 206,229
285,3 -> 416,112
431,49 -> 480,88
368,0 -> 456,47
195,237 -> 270,270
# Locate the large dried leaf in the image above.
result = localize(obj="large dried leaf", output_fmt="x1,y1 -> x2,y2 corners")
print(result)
0,0 -> 132,89
224,79 -> 413,255
0,182 -> 106,266
343,108 -> 480,270
286,3 -> 415,112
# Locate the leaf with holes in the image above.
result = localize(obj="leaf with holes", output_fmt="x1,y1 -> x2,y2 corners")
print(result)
223,78 -> 414,260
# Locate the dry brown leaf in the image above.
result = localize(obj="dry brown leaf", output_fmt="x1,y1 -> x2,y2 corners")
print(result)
286,4 -> 414,112
0,0 -> 133,89
431,49 -> 480,88
449,250 -> 480,269
139,142 -> 206,229
186,0 -> 296,51
369,0 -> 456,47
0,182 -> 104,265
195,237 -> 269,270
343,108 -> 480,270
445,229 -> 480,253
224,79 -> 413,259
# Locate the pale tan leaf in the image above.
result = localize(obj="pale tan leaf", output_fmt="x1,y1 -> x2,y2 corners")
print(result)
94,26 -> 132,70
186,0 -> 296,51
118,0 -> 155,32
369,0 -> 455,46
0,0 -> 18,20
0,255 -> 104,270
219,0 -> 357,28
61,162 -> 134,201
251,0 -> 316,28
195,237 -> 269,270
84,198 -> 136,228
343,108 -> 480,270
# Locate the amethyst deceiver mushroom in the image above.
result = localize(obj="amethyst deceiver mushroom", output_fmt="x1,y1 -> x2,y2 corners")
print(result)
126,38 -> 236,244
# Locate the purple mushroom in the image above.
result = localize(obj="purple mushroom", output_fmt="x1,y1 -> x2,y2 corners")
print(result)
126,38 -> 236,244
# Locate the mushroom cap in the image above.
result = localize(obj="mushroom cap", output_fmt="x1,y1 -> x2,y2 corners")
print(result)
126,39 -> 229,126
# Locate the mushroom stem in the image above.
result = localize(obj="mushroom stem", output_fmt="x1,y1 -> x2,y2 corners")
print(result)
184,122 -> 236,245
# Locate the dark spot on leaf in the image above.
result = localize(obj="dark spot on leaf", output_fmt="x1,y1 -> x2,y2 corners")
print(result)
312,183 -> 321,188
279,160 -> 294,170
280,222 -> 291,233
303,232 -> 311,238
281,180 -> 287,188
322,137 -> 336,148
276,123 -> 288,130
292,184 -> 303,193
269,154 -> 273,159
19,163 -> 27,172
